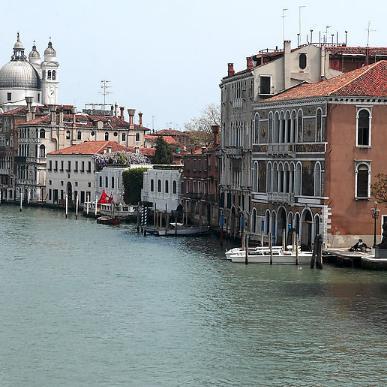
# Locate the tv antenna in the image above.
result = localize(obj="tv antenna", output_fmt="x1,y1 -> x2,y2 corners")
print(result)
100,80 -> 111,106
282,8 -> 288,42
366,21 -> 376,47
298,5 -> 307,46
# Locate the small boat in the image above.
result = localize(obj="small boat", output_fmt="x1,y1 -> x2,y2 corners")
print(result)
225,245 -> 312,264
146,223 -> 210,236
97,216 -> 121,226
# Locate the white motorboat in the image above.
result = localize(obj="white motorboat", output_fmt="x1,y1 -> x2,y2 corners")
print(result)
225,245 -> 312,264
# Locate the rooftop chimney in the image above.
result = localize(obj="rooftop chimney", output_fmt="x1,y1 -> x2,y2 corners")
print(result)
25,97 -> 34,121
246,57 -> 254,71
211,124 -> 220,146
138,112 -> 143,127
119,106 -> 124,119
127,108 -> 136,128
114,103 -> 118,117
227,63 -> 235,77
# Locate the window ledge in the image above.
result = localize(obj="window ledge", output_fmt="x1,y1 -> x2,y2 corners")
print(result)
356,145 -> 371,149
355,197 -> 370,200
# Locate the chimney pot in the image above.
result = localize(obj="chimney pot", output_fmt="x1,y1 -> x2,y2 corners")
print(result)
138,112 -> 143,126
246,57 -> 254,70
127,108 -> 136,128
227,63 -> 235,77
211,124 -> 220,146
119,106 -> 124,119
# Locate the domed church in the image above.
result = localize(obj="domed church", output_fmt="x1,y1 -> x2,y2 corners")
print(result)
0,33 -> 59,111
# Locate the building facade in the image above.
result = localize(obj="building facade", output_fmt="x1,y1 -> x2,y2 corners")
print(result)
46,141 -> 127,206
251,60 -> 387,248
141,166 -> 182,212
220,40 -> 387,239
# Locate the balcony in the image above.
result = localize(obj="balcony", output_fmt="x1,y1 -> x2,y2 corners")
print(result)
267,144 -> 295,157
223,147 -> 242,158
267,192 -> 295,204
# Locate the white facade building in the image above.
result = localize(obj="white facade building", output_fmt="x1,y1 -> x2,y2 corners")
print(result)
46,141 -> 127,206
95,164 -> 152,204
141,166 -> 182,212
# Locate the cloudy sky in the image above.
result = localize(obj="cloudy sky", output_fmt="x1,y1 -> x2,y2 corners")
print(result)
1,0 -> 385,129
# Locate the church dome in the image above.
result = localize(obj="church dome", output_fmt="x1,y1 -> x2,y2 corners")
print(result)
44,41 -> 56,57
0,61 -> 41,89
29,45 -> 40,60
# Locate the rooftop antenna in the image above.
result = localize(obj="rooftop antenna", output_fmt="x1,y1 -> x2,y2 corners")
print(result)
310,29 -> 314,44
325,25 -> 331,44
366,21 -> 376,47
345,30 -> 348,46
152,115 -> 155,132
100,80 -> 111,107
298,5 -> 307,45
331,34 -> 334,45
282,8 -> 288,42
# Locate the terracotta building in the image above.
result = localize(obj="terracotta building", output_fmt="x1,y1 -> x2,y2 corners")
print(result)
250,60 -> 387,248
181,125 -> 221,227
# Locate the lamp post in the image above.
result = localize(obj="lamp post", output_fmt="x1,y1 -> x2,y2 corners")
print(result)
371,202 -> 380,248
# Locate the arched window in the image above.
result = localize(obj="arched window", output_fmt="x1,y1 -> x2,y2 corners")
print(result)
52,70 -> 56,80
316,109 -> 322,142
39,129 -> 45,139
252,162 -> 257,192
267,162 -> 272,193
150,179 -> 154,192
66,130 -> 70,139
356,163 -> 370,198
172,180 -> 177,194
273,163 -> 278,192
297,110 -> 303,142
265,210 -> 271,235
291,111 -> 296,143
39,144 -> 45,158
104,132 -> 109,141
268,112 -> 273,143
357,109 -> 371,146
252,209 -> 257,233
314,162 -> 322,197
47,70 -> 52,80
254,114 -> 260,144
165,180 -> 169,193
314,214 -> 320,238
295,162 -> 302,196
274,112 -> 280,143
158,179 -> 161,192
299,53 -> 307,69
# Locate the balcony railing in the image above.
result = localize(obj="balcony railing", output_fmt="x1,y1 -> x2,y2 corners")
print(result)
267,144 -> 295,157
267,192 -> 295,204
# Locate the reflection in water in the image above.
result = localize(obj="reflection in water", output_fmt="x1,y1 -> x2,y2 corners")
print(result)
0,205 -> 386,386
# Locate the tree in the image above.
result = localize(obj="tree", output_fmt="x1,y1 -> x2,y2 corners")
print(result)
153,136 -> 173,164
184,104 -> 220,146
122,167 -> 148,204
372,173 -> 387,202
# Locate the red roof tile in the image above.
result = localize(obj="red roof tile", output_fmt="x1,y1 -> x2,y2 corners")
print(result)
48,141 -> 128,156
266,60 -> 387,102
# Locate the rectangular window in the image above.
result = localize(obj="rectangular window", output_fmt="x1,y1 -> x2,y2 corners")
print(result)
48,160 -> 52,171
87,161 -> 91,173
105,176 -> 108,188
81,161 -> 85,172
112,177 -> 114,189
260,76 -> 271,95
67,161 -> 71,172
77,131 -> 82,140
81,191 -> 85,203
7,92 -> 11,101
49,189 -> 52,201
122,133 -> 126,141
75,161 -> 78,172
60,161 -> 64,172
54,160 -> 58,172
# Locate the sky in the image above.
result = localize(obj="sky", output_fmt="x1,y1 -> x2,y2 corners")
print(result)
0,0 -> 386,130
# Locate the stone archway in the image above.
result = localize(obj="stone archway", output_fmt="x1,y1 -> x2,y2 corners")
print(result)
301,209 -> 313,251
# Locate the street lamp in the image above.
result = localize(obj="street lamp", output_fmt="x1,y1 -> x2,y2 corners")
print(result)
371,202 -> 380,248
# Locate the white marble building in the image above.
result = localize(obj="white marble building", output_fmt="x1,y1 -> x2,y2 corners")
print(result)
141,166 -> 182,212
0,33 -> 59,112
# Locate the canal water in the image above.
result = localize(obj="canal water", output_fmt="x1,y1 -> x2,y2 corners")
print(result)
0,205 -> 386,386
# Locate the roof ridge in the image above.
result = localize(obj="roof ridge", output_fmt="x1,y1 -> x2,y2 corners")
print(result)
330,61 -> 381,95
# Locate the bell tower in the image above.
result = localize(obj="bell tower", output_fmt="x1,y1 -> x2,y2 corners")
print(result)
41,39 -> 59,105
